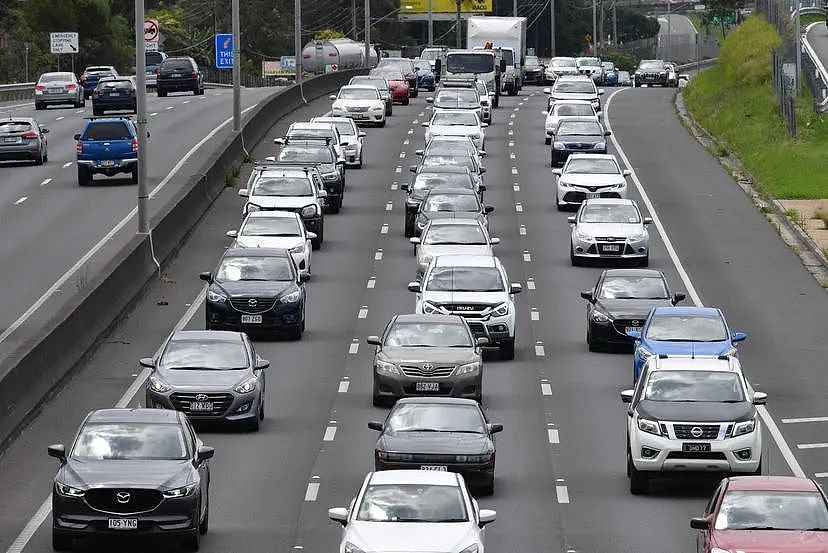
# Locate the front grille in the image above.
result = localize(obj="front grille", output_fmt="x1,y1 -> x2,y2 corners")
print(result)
230,298 -> 277,314
348,106 -> 369,112
666,451 -> 727,460
408,453 -> 458,463
564,142 -> 598,150
400,365 -> 455,378
466,322 -> 487,336
441,303 -> 489,313
562,191 -> 622,203
613,319 -> 644,334
673,424 -> 720,439
170,392 -> 234,416
85,488 -> 163,514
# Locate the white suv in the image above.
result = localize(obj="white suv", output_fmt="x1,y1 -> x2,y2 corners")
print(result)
621,355 -> 767,495
408,254 -> 521,359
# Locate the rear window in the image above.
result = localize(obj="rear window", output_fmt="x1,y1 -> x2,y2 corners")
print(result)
146,52 -> 165,66
99,80 -> 134,90
85,66 -> 112,73
83,122 -> 133,140
163,59 -> 193,70
40,73 -> 74,83
0,121 -> 32,133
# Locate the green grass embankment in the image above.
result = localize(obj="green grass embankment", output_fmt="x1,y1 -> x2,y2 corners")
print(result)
683,15 -> 828,199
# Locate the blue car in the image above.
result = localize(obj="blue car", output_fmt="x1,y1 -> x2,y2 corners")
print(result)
74,116 -> 139,186
601,62 -> 618,86
414,61 -> 435,92
627,306 -> 747,381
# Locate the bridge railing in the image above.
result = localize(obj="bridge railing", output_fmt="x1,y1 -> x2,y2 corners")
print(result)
800,18 -> 828,113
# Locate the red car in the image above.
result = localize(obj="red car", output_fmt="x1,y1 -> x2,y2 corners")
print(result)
370,68 -> 410,105
691,476 -> 828,552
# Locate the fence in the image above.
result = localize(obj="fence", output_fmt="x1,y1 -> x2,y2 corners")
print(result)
757,0 -> 799,136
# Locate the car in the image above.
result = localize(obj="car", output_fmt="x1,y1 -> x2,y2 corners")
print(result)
328,470 -> 495,553
34,72 -> 85,110
544,56 -> 579,84
543,100 -> 599,145
156,56 -> 204,96
136,50 -> 168,88
329,85 -> 386,127
401,167 -> 482,237
349,75 -> 394,115
620,355 -> 766,494
414,59 -> 436,91
225,210 -> 315,273
91,77 -> 137,115
423,110 -> 487,150
554,153 -> 630,210
142,330 -> 270,431
617,70 -> 633,87
0,117 -> 48,164
428,87 -> 483,121
80,65 -> 119,98
629,306 -> 748,381
634,59 -> 669,87
664,62 -> 679,87
311,116 -> 366,168
281,122 -> 347,163
576,56 -> 604,83
48,408 -> 212,551
580,269 -> 686,351
550,118 -> 611,166
690,476 -> 828,552
369,397 -> 503,494
544,75 -> 604,113
273,140 -> 345,213
523,55 -> 545,84
413,188 -> 494,237
369,67 -> 410,105
474,79 -> 493,124
377,57 -> 419,96
601,61 -> 618,86
569,198 -> 651,267
200,247 -> 309,339
410,254 -> 521,359
418,134 -> 486,164
368,313 -> 486,405
74,117 -> 139,186
418,47 -> 445,69
238,163 -> 326,246
411,218 -> 499,279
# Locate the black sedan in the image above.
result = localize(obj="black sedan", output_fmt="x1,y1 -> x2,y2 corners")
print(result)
92,77 -> 137,115
550,119 -> 611,166
413,188 -> 493,237
0,117 -> 48,164
401,167 -> 481,237
580,268 -> 686,351
369,397 -> 503,495
201,247 -> 309,339
49,408 -> 213,551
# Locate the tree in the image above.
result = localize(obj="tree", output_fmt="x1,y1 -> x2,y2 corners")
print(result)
706,0 -> 744,37
314,29 -> 346,40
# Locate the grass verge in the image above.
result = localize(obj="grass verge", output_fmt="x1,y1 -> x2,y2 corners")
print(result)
683,15 -> 828,199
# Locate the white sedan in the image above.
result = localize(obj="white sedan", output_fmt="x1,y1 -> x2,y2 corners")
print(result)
554,153 -> 630,211
225,211 -> 315,274
423,110 -> 487,150
329,470 -> 496,553
543,100 -> 598,145
330,85 -> 386,127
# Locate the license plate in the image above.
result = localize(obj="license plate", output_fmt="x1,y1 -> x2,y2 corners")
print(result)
107,519 -> 138,530
421,465 -> 448,471
683,442 -> 711,453
2,137 -> 21,143
109,92 -> 121,96
415,382 -> 440,392
190,401 -> 214,411
586,192 -> 600,199
171,74 -> 182,78
624,326 -> 641,334
601,244 -> 620,252
351,114 -> 367,119
48,88 -> 62,93
99,160 -> 116,167
241,314 -> 263,324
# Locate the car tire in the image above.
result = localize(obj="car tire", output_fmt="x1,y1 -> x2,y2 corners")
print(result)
199,491 -> 210,534
379,119 -> 386,128
81,96 -> 86,107
52,530 -> 72,551
259,397 -> 265,421
356,153 -> 363,169
638,255 -> 649,267
35,148 -> 44,165
131,168 -> 138,185
183,529 -> 200,551
544,137 -> 551,145
245,413 -> 260,432
332,197 -> 342,213
752,460 -> 763,475
312,224 -> 323,250
158,88 -> 167,97
35,102 -> 44,111
628,451 -> 649,495
402,97 -> 410,106
372,389 -> 386,407
570,247 -> 581,266
77,166 -> 91,186
499,339 -> 515,360
92,107 -> 101,116
587,328 -> 604,352
556,195 -> 565,211
43,147 -> 48,163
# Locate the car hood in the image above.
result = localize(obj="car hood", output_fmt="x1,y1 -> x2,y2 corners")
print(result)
557,133 -> 605,143
213,280 -> 295,298
233,236 -> 305,249
378,432 -> 490,455
334,99 -> 383,109
546,114 -> 598,129
636,399 -> 755,423
419,244 -> 493,262
552,93 -> 597,102
644,339 -> 733,357
423,290 -> 508,305
429,125 -> 481,136
155,367 -> 252,389
594,298 -> 672,320
575,222 -> 644,235
546,67 -> 579,74
378,346 -> 478,366
559,173 -> 625,187
344,520 -> 479,553
579,65 -> 602,72
713,530 -> 828,552
248,196 -> 318,210
421,212 -> 485,224
59,459 -> 193,489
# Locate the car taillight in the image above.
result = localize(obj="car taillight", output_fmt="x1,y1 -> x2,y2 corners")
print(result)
66,83 -> 77,90
192,71 -> 198,78
76,141 -> 83,153
131,138 -> 138,152
35,85 -> 45,91
21,130 -> 38,139
81,75 -> 87,82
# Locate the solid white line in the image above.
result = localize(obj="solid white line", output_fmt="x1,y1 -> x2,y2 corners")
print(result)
548,429 -> 560,443
338,380 -> 350,393
62,162 -> 72,168
13,196 -> 27,205
797,442 -> 828,450
541,382 -> 552,395
367,278 -> 376,289
604,88 -> 807,479
5,497 -> 51,553
535,344 -> 546,357
349,341 -> 359,354
304,482 -> 320,501
556,485 -> 570,504
375,250 -> 383,260
40,178 -> 52,186
782,416 -> 828,424
0,104 -> 258,348
323,426 -> 337,441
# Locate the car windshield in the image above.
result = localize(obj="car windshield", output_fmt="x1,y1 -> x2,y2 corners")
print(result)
99,80 -> 133,90
446,53 -> 494,74
83,122 -> 132,140
420,49 -> 441,61
602,62 -> 615,70
379,59 -> 412,73
426,266 -> 504,292
432,112 -> 478,126
414,61 -> 432,72
645,314 -> 728,341
423,193 -> 479,212
557,121 -> 603,136
339,88 -> 379,99
553,104 -> 595,117
501,49 -> 514,65
579,204 -> 641,223
40,73 -> 74,83
0,121 -> 32,133
386,403 -> 485,433
599,276 -> 669,299
424,224 -> 486,245
241,217 -> 302,236
72,423 -> 188,460
323,120 -> 356,136
438,90 -> 479,105
85,66 -> 113,73
216,256 -> 294,282
566,158 -> 619,174
356,484 -> 468,522
551,58 -> 577,67
252,176 -> 313,196
577,57 -> 600,66
371,69 -> 404,80
421,155 -> 475,171
352,77 -> 388,89
526,56 -> 541,67
160,339 -> 248,370
640,61 -> 665,71
426,139 -> 476,155
643,371 -> 745,402
554,81 -> 595,94
289,128 -> 334,140
277,146 -> 332,163
384,322 -> 473,347
414,174 -> 473,192
715,491 -> 828,531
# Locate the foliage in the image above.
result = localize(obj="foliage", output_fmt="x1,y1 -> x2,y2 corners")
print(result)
314,29 -> 347,40
600,50 -> 639,72
615,8 -> 660,42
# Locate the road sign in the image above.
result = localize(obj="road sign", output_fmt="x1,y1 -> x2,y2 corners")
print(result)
585,33 -> 592,42
280,56 -> 296,71
215,33 -> 233,69
50,32 -> 78,54
145,41 -> 159,52
144,19 -> 159,42
325,64 -> 339,73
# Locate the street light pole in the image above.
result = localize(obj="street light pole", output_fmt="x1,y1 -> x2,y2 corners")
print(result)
352,0 -> 358,39
550,0 -> 556,56
232,0 -> 241,132
592,0 -> 598,55
24,42 -> 29,82
428,0 -> 434,46
456,0 -> 462,48
513,0 -> 518,16
795,0 -> 802,94
666,0 -> 672,61
135,0 -> 149,234
365,0 -> 371,67
295,0 -> 304,99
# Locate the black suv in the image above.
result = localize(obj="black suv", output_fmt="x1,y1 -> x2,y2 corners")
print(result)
157,57 -> 204,97
633,59 -> 669,87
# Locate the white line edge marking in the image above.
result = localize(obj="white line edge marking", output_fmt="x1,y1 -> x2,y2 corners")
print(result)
797,442 -> 828,450
555,485 -> 570,504
604,88 -> 807,479
782,416 -> 828,424
0,104 -> 258,347
304,482 -> 320,501
323,426 -> 337,441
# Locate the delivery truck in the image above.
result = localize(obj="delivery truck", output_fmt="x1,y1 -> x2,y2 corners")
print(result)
466,16 -> 527,96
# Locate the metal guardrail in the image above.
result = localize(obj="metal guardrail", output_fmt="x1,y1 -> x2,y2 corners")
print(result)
801,22 -> 828,112
790,6 -> 825,17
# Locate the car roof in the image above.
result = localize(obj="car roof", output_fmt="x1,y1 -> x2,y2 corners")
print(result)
245,210 -> 302,220
726,476 -> 820,492
259,168 -> 312,176
556,75 -> 592,81
582,198 -> 636,206
341,84 -> 380,91
432,109 -> 479,116
552,100 -> 595,106
312,117 -> 355,125
85,117 -> 134,125
86,408 -> 181,424
567,153 -> 617,161
369,469 -> 459,486
392,313 -> 467,324
170,330 -> 244,343
434,254 -> 499,268
651,306 -> 721,317
290,122 -> 334,130
648,356 -> 741,373
424,187 -> 476,195
223,247 -> 291,258
396,396 -> 480,406
603,268 -> 664,278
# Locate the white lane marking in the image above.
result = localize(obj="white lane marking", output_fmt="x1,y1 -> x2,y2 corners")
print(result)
338,380 -> 350,393
530,308 -> 540,321
323,426 -> 337,441
165,106 -> 174,110
14,196 -> 27,205
508,130 -> 514,136
150,112 -> 159,117
182,100 -> 190,104
358,306 -> 369,318
604,88 -> 807,479
526,279 -> 535,290
375,249 -> 383,260
535,343 -> 546,357
418,112 -> 425,117
40,178 -> 52,186
395,166 -> 402,173
519,225 -> 527,235
55,116 -> 64,121
5,497 -> 51,553
523,251 -> 531,262
508,121 -> 514,126
380,224 -> 389,234
510,153 -> 516,160
391,184 -> 398,190
385,201 -> 393,211
367,277 -> 376,289
399,152 -> 406,158
782,416 -> 828,424
556,485 -> 570,504
513,107 -> 519,112
816,473 -> 828,478
403,139 -> 410,145
513,184 -> 520,192
548,429 -> 560,443
349,340 -> 360,354
511,167 -> 518,175
62,162 -> 72,168
74,109 -> 84,114
407,129 -> 414,135
797,443 -> 828,450
510,113 -> 516,118
541,382 -> 552,395
515,202 -> 523,212
304,482 -> 320,501
508,141 -> 514,147
411,120 -> 418,124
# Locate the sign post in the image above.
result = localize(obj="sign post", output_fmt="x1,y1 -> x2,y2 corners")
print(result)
134,3 -> 149,235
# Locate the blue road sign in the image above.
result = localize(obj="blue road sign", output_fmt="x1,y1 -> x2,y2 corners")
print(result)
215,33 -> 233,69
280,56 -> 296,72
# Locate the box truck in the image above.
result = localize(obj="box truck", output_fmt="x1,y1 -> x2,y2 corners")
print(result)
466,16 -> 527,96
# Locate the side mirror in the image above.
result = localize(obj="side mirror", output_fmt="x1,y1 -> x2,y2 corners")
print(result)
299,272 -> 311,283
139,357 -> 155,368
690,517 -> 710,530
366,335 -> 382,346
488,423 -> 504,434
48,444 -> 67,463
488,91 -> 495,97
415,149 -> 424,156
199,271 -> 213,283
679,74 -> 690,81
400,183 -> 410,191
484,205 -> 495,214
626,330 -> 641,340
510,283 -> 522,294
238,188 -> 249,197
542,87 -> 551,94
318,189 -> 328,198
672,292 -> 686,305
567,216 -> 576,224
73,133 -> 81,141
552,168 -> 562,176
422,122 -> 430,127
147,131 -> 151,138
476,336 -> 489,346
598,89 -> 605,95
479,508 -> 497,527
478,184 -> 487,192
731,332 -> 747,343
479,167 -> 486,174
409,166 -> 417,173
409,237 -> 421,245
604,130 -> 612,136
580,290 -> 594,301
477,150 -> 487,157
329,94 -> 337,101
752,391 -> 768,405
273,137 -> 285,145
307,232 -> 318,240
407,281 -> 422,293
41,127 -> 50,134
225,230 -> 239,238
340,141 -> 349,146
622,169 -> 631,176
480,122 -> 489,128
643,217 -> 653,225
426,97 -> 434,103
196,445 -> 215,462
358,131 -> 367,137
368,421 -> 384,431
490,237 -> 500,245
255,358 -> 270,370
328,507 -> 348,526
620,389 -> 634,403
264,156 -> 276,162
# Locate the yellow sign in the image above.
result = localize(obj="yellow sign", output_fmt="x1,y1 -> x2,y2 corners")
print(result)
585,33 -> 592,42
402,0 -> 492,14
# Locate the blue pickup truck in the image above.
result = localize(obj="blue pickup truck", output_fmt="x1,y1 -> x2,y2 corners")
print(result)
74,117 -> 139,186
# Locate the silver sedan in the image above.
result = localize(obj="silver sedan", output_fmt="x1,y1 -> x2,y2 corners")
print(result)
34,72 -> 85,110
568,198 -> 651,266
410,218 -> 499,279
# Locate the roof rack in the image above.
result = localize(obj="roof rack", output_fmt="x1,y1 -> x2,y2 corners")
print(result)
83,115 -> 133,121
283,135 -> 332,144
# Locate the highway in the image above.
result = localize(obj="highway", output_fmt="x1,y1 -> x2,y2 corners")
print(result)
806,21 -> 828,74
1,84 -> 827,553
658,14 -> 698,63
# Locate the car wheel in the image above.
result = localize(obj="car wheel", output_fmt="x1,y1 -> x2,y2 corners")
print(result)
131,169 -> 138,185
182,529 -> 200,551
81,96 -> 86,107
35,148 -> 44,165
245,413 -> 260,432
356,153 -> 363,169
199,491 -> 209,534
556,194 -> 565,211
35,102 -> 44,111
587,328 -> 603,352
544,137 -> 551,145
52,530 -> 72,551
570,246 -> 581,266
378,119 -> 386,128
499,339 -> 515,360
478,478 -> 494,496
752,460 -> 763,475
43,147 -> 48,163
158,88 -> 167,97
628,450 -> 649,495
312,224 -> 322,250
258,397 -> 265,421
77,166 -> 91,186
638,255 -> 649,267
402,97 -> 410,106
92,107 -> 101,116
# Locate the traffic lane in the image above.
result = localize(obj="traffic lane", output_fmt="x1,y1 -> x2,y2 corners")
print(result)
0,87 -> 279,341
288,92 -> 569,553
606,87 -> 828,478
658,15 -> 698,63
806,22 -> 828,68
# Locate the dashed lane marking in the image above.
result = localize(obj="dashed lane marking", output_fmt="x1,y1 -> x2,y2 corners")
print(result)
403,139 -> 410,145
511,167 -> 518,175
782,416 -> 828,424
548,428 -> 560,443
391,184 -> 398,190
55,116 -> 64,121
510,153 -> 516,160
519,225 -> 526,235
508,130 -> 514,136
530,308 -> 539,321
349,340 -> 359,354
407,129 -> 414,135
523,251 -> 531,262
358,306 -> 369,318
816,473 -> 828,478
375,249 -> 383,260
182,100 -> 190,104
535,343 -> 546,357
338,380 -> 350,393
395,166 -> 402,173
508,141 -> 514,147
797,443 -> 828,450
40,178 -> 52,186
386,202 -> 393,211
323,426 -> 337,441
14,196 -> 27,205
304,482 -> 320,501
150,112 -> 159,117
380,224 -> 389,234
556,484 -> 570,504
541,381 -> 552,395
399,152 -> 406,158
515,202 -> 523,212
367,277 -> 376,288
513,184 -> 520,192
526,278 -> 535,290
62,162 -> 72,168
165,106 -> 174,110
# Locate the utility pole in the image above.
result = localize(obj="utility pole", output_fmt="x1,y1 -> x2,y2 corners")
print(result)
352,0 -> 358,39
795,0 -> 801,94
365,0 -> 371,67
598,0 -> 605,50
295,0 -> 304,98
456,0 -> 462,48
135,0 -> 149,234
666,0 -> 672,61
428,0 -> 434,45
24,42 -> 29,82
232,0 -> 241,132
592,0 -> 597,55
513,0 -> 518,17
550,0 -> 556,56
612,0 -> 617,45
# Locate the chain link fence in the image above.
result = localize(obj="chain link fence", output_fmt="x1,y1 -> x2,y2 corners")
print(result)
202,67 -> 294,88
757,0 -> 798,136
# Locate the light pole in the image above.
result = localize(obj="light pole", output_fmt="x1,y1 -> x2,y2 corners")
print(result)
666,0 -> 672,62
513,0 -> 518,16
24,42 -> 29,82
232,0 -> 241,132
795,0 -> 802,94
456,0 -> 462,48
365,0 -> 371,68
550,0 -> 555,56
295,0 -> 304,100
592,0 -> 598,55
134,1 -> 149,234
428,0 -> 434,46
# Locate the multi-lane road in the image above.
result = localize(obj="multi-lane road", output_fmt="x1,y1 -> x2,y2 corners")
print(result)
658,14 -> 699,63
0,83 -> 827,553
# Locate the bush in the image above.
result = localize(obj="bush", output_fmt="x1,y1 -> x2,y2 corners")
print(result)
717,16 -> 780,86
601,50 -> 639,72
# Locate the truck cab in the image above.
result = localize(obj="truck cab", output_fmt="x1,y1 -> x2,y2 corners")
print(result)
436,50 -> 503,108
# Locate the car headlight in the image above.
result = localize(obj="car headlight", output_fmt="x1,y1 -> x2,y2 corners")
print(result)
344,543 -> 366,553
162,483 -> 198,498
636,345 -> 654,360
56,482 -> 86,497
595,141 -> 607,150
553,141 -> 565,149
371,105 -> 384,111
456,454 -> 491,464
456,361 -> 480,375
234,376 -> 258,394
629,229 -> 647,241
384,452 -> 414,461
301,204 -> 318,218
148,375 -> 171,393
721,347 -> 738,357
733,418 -> 756,437
289,244 -> 305,254
591,310 -> 611,323
375,359 -> 400,375
492,302 -> 509,317
575,227 -> 593,241
245,203 -> 261,213
207,289 -> 227,303
323,172 -> 338,181
416,219 -> 427,229
459,545 -> 480,553
279,289 -> 301,304
637,418 -> 661,436
422,301 -> 442,314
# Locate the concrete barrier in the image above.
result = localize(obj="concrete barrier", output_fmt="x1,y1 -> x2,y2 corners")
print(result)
0,69 -> 364,449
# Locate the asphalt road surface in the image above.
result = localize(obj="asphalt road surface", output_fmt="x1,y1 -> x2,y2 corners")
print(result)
1,85 -> 827,553
806,21 -> 828,75
658,14 -> 698,63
